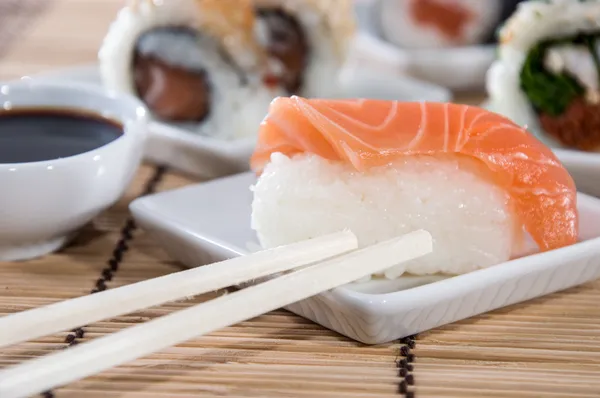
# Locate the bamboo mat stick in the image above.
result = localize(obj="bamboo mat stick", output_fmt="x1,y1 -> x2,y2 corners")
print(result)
0,231 -> 358,349
0,230 -> 433,398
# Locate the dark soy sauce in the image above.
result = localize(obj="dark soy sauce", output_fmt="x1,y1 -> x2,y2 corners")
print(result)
0,108 -> 123,163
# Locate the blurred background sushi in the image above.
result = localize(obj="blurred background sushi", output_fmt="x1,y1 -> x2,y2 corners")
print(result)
487,0 -> 600,153
98,0 -> 455,145
378,0 -> 523,48
351,0 -> 524,91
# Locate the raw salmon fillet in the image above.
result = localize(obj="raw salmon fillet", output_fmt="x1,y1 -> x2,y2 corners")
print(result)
251,97 -> 578,252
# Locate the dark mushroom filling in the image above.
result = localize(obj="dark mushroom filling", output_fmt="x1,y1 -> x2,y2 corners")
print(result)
256,7 -> 309,94
132,27 -> 212,123
520,33 -> 600,150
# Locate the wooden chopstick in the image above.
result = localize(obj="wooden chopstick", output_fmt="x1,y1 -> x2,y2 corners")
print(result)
0,231 -> 359,349
0,230 -> 432,398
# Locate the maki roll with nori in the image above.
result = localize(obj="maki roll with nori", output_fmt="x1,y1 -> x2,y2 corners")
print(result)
488,0 -> 600,151
99,0 -> 283,140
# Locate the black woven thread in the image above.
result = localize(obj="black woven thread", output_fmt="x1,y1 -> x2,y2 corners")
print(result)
41,166 -> 167,398
397,334 -> 417,398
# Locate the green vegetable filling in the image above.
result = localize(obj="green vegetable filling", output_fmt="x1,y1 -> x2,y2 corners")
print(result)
520,33 -> 600,117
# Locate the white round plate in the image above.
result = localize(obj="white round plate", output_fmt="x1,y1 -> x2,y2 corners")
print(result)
23,64 -> 452,180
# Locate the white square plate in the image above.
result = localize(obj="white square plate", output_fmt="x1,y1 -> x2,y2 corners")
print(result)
130,172 -> 600,345
22,64 -> 451,180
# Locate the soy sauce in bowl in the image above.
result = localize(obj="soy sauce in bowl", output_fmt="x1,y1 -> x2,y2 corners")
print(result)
0,108 -> 123,164
0,80 -> 148,262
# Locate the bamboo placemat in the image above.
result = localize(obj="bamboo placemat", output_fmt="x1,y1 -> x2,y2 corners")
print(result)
1,2 -> 600,398
0,0 -> 50,58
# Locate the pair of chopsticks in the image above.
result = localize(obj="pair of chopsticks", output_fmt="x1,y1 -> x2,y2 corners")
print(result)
0,229 -> 432,398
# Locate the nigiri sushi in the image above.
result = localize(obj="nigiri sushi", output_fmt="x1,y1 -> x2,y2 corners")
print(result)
487,0 -> 600,151
250,98 -> 578,280
378,0 -> 520,49
252,0 -> 356,97
99,0 -> 283,140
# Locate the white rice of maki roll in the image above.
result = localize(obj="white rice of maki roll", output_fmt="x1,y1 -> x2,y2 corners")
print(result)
252,0 -> 356,98
378,0 -> 504,49
99,0 -> 284,140
487,0 -> 600,151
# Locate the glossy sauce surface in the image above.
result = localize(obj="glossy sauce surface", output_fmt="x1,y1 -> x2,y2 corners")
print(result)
0,108 -> 123,164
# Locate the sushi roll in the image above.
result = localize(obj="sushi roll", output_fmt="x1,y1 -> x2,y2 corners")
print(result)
250,98 -> 578,279
252,0 -> 356,97
99,0 -> 283,140
487,0 -> 600,151
378,0 -> 505,49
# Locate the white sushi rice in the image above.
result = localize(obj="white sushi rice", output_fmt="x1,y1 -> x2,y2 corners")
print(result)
253,0 -> 349,98
251,153 -> 518,280
487,0 -> 600,145
379,0 -> 503,49
99,0 -> 281,140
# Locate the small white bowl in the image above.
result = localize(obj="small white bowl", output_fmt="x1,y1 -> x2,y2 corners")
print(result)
26,64 -> 451,180
130,172 -> 600,344
0,80 -> 148,261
